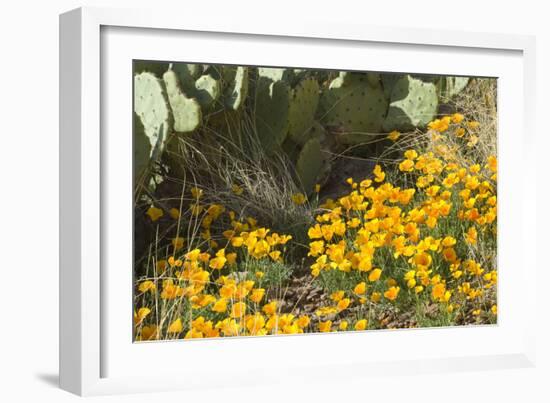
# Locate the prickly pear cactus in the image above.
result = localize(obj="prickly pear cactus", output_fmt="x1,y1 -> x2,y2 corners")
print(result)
194,74 -> 221,108
254,76 -> 290,152
296,137 -> 322,192
381,73 -> 402,100
223,66 -> 249,110
134,72 -> 172,159
170,63 -> 221,109
366,73 -> 381,88
162,69 -> 202,133
288,78 -> 320,144
319,72 -> 388,134
172,63 -> 204,82
383,75 -> 438,131
305,120 -> 326,143
134,112 -> 151,182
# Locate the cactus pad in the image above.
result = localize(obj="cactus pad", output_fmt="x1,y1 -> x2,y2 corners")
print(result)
381,73 -> 401,100
162,70 -> 202,133
134,72 -> 172,157
383,74 -> 438,131
223,66 -> 249,110
170,63 -> 222,109
134,61 -> 169,77
257,67 -> 291,82
296,137 -> 323,192
194,74 -> 221,108
172,63 -> 204,81
288,78 -> 320,144
254,77 -> 290,151
133,112 -> 151,181
319,72 -> 388,134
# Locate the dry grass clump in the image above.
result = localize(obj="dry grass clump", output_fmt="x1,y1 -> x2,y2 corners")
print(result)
444,78 -> 497,162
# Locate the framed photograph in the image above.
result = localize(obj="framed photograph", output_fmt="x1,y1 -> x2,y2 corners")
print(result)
60,7 -> 537,396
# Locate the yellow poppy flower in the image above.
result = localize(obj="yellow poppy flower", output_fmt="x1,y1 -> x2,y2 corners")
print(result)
404,150 -> 418,160
465,226 -> 477,245
167,318 -> 183,334
139,325 -> 159,341
297,316 -> 311,328
263,301 -> 278,316
249,288 -> 265,303
399,159 -> 415,172
330,290 -> 345,302
291,193 -> 307,205
354,282 -> 367,295
171,237 -> 185,251
371,292 -> 382,302
368,268 -> 382,282
373,164 -> 385,182
387,130 -> 400,141
209,253 -> 227,270
191,187 -> 203,199
384,286 -> 400,301
354,319 -> 368,331
146,206 -> 163,222
230,302 -> 247,318
451,113 -> 464,123
211,298 -> 228,313
138,280 -> 156,293
226,252 -> 237,265
232,184 -> 244,195
133,307 -> 151,325
318,320 -> 332,332
245,313 -> 266,334
337,298 -> 351,312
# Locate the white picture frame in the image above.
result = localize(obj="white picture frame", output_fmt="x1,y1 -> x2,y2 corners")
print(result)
60,6 -> 537,396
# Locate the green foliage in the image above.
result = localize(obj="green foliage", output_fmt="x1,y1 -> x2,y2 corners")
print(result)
383,74 -> 438,131
241,259 -> 293,289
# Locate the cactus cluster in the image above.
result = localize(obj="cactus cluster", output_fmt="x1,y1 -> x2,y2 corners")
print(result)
134,61 -> 470,192
133,61 -> 250,180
